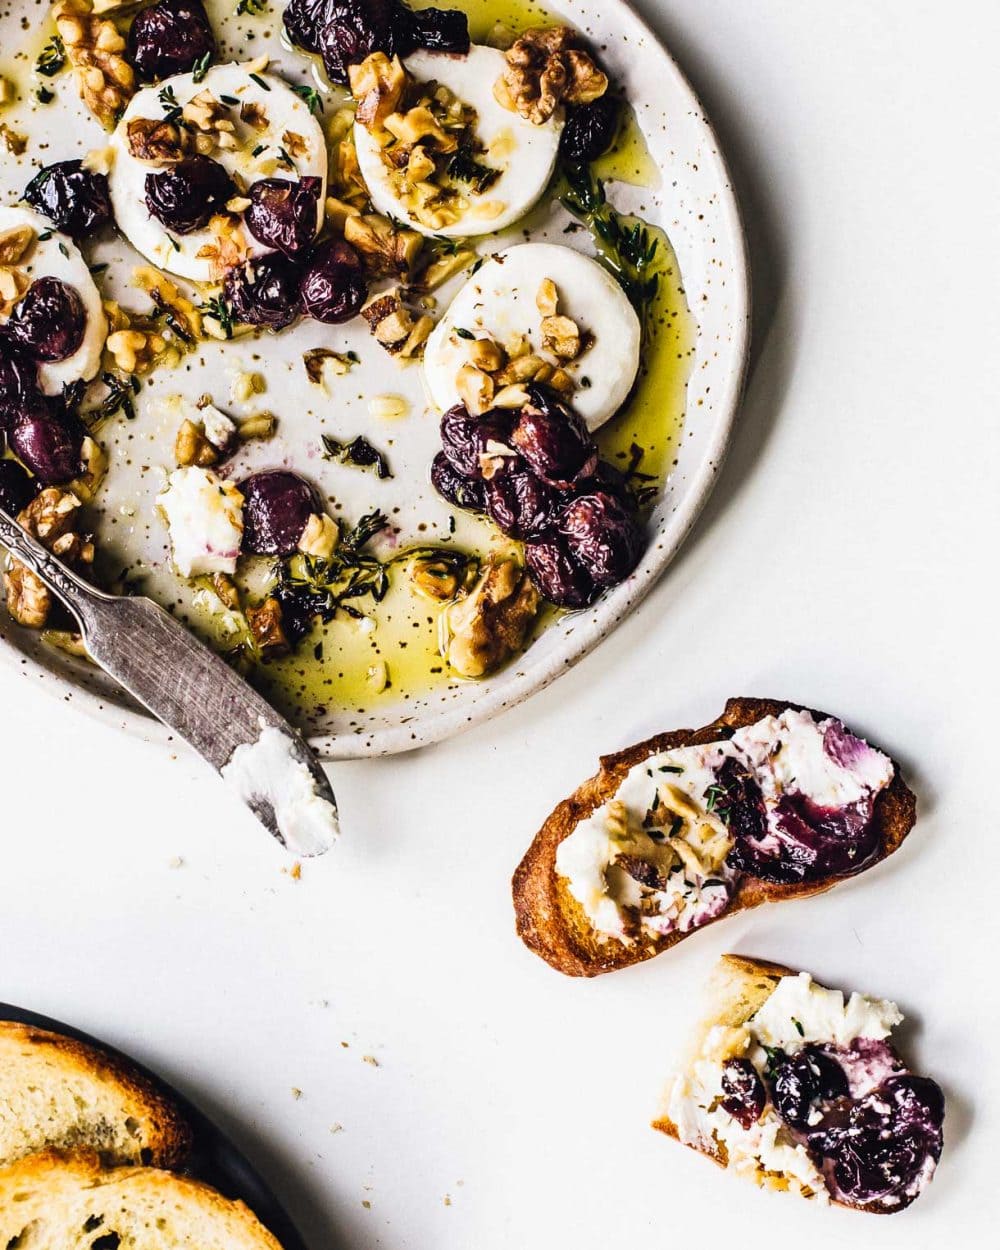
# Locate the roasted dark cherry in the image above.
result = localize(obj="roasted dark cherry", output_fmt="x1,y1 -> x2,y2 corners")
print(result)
510,388 -> 597,488
771,1046 -> 849,1132
244,177 -> 322,259
224,254 -> 303,331
0,337 -> 43,427
282,0 -> 339,53
317,0 -> 414,85
408,5 -> 470,53
822,1075 -> 944,1210
127,0 -> 216,82
430,450 -> 486,512
0,459 -> 34,516
524,535 -> 598,609
299,239 -> 367,323
7,278 -> 85,363
560,95 -> 622,163
720,1058 -> 767,1130
240,470 -> 318,556
145,156 -> 235,235
557,490 -> 643,587
484,468 -> 560,541
439,404 -> 513,479
23,160 -> 113,238
8,397 -> 84,484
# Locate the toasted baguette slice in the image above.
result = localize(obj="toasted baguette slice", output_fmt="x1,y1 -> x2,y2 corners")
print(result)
513,698 -> 916,976
0,1020 -> 191,1170
652,955 -> 938,1214
0,1151 -> 283,1248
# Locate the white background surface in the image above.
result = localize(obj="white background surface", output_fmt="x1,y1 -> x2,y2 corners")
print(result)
1,1 -> 997,1246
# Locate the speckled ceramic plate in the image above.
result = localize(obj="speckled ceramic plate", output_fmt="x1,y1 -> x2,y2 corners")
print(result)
0,1002 -> 308,1250
0,0 -> 749,759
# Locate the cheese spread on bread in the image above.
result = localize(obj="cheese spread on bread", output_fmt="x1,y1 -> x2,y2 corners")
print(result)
555,709 -> 894,943
662,968 -> 942,1210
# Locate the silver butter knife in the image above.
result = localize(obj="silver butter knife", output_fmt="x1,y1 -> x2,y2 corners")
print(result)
0,506 -> 338,857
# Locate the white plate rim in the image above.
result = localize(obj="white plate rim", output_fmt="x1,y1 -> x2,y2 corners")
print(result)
0,0 -> 751,761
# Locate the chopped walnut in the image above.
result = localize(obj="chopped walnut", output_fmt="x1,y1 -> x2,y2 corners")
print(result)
349,52 -> 407,132
0,123 -> 27,155
362,291 -> 414,353
418,247 -> 477,292
466,338 -> 505,373
541,314 -> 582,360
446,557 -> 539,678
0,264 -> 29,318
126,116 -> 190,164
0,225 -> 34,267
68,436 -> 108,503
495,26 -> 608,125
3,489 -> 90,630
240,101 -> 269,132
455,362 -> 494,417
106,327 -> 166,374
282,129 -> 308,160
55,0 -> 135,130
194,215 -> 249,281
247,596 -> 290,659
182,90 -> 238,154
298,513 -> 339,560
175,418 -> 218,467
133,266 -> 204,341
343,213 -> 423,278
211,572 -> 241,612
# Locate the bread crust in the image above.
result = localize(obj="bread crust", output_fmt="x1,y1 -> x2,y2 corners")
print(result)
512,699 -> 918,976
0,1020 -> 192,1169
650,954 -> 916,1215
0,1149 -> 284,1246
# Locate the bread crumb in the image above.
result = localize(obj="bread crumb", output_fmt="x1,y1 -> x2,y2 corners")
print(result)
330,1123 -> 344,1134
362,1054 -> 379,1067
290,861 -> 302,880
168,856 -> 184,868
291,1087 -> 303,1099
340,1041 -> 350,1048
443,1194 -> 452,1207
361,1200 -> 371,1210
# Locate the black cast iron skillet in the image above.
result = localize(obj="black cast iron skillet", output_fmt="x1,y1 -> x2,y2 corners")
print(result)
0,1002 -> 308,1250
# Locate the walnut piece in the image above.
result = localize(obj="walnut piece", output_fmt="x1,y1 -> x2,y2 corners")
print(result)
126,117 -> 190,164
362,291 -> 414,352
55,0 -> 135,130
106,327 -> 166,374
298,513 -> 339,560
175,418 -> 218,467
343,213 -> 424,278
3,489 -> 91,630
349,52 -> 407,132
182,91 -> 238,154
495,26 -> 608,125
194,214 -> 249,281
447,557 -> 539,678
246,597 -> 290,659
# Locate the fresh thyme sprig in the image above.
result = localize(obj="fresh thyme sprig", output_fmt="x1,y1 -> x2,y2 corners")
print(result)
321,434 -> 393,479
560,162 -> 662,318
202,294 -> 234,339
292,83 -> 323,114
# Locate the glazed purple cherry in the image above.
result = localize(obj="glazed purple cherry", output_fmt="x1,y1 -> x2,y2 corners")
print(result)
127,0 -> 216,83
510,388 -> 597,488
823,1075 -> 944,1210
244,177 -> 322,259
770,1046 -> 849,1132
439,404 -> 514,479
145,156 -> 235,235
282,0 -> 339,53
299,239 -> 367,324
317,0 -> 414,85
557,489 -> 643,588
23,160 -> 113,238
560,95 -> 622,163
224,254 -> 303,331
240,470 -> 318,556
7,278 -> 85,363
484,468 -> 560,541
408,5 -> 470,53
430,451 -> 486,513
524,535 -> 598,609
0,337 -> 43,427
8,397 -> 84,485
0,459 -> 34,516
720,1058 -> 767,1130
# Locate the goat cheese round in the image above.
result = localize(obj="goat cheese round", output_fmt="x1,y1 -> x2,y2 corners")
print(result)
156,466 -> 244,578
353,45 -> 562,238
110,64 -> 327,283
0,206 -> 107,396
423,243 -> 641,430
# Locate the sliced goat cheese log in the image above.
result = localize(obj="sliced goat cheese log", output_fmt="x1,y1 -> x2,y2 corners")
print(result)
423,243 -> 642,431
110,64 -> 327,282
0,205 -> 107,396
157,466 -> 244,578
353,45 -> 562,238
